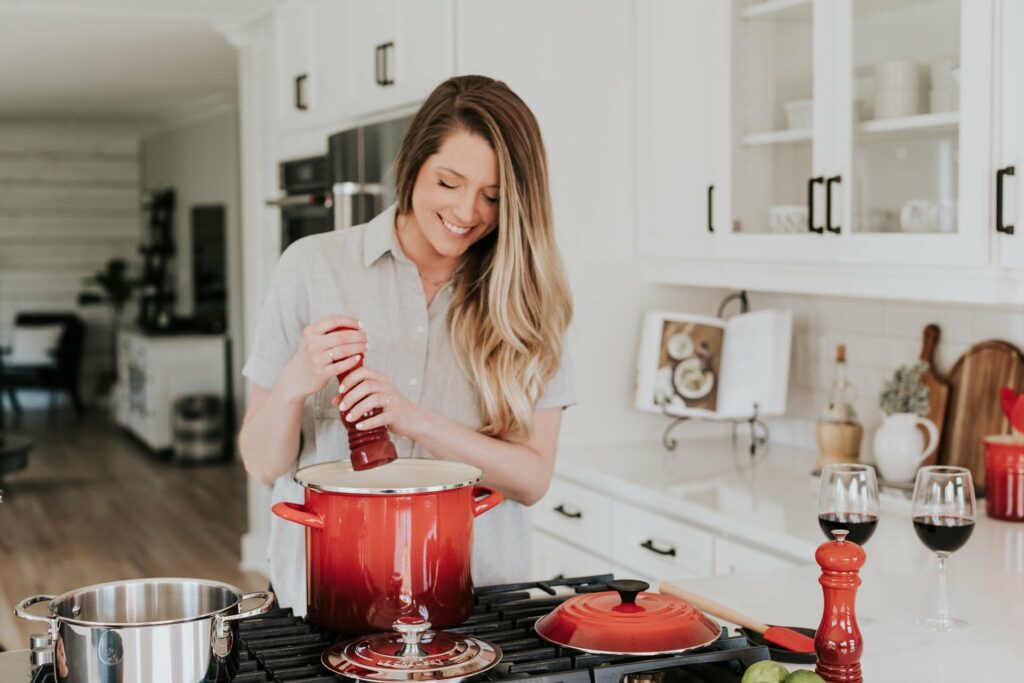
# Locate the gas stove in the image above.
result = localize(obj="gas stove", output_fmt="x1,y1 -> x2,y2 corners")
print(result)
5,574 -> 771,682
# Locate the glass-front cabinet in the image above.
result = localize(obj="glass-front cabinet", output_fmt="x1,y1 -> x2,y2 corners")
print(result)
996,0 -> 1024,268
830,0 -> 991,266
714,0 -> 995,266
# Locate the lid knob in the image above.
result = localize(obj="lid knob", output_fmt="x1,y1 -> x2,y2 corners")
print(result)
393,616 -> 430,658
607,579 -> 649,605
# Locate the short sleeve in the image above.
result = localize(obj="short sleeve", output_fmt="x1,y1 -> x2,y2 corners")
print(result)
242,243 -> 310,390
535,339 -> 576,411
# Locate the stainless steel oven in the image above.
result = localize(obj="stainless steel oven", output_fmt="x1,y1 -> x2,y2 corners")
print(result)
267,155 -> 332,251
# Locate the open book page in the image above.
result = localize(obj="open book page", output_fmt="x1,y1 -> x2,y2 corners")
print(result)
716,309 -> 793,418
635,312 -> 726,417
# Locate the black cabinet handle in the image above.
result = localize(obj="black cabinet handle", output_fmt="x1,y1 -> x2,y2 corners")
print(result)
997,165 -> 1016,235
825,175 -> 842,234
707,184 -> 714,233
374,44 -> 385,85
379,41 -> 395,86
553,504 -> 582,519
294,74 -> 308,111
807,176 -> 824,234
640,539 -> 676,557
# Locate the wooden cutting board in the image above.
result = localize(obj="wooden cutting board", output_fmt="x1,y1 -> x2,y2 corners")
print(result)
918,324 -> 950,467
938,340 -> 1024,492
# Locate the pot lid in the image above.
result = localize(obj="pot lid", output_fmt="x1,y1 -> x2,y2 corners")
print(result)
534,580 -> 721,655
295,459 -> 482,494
322,616 -> 501,682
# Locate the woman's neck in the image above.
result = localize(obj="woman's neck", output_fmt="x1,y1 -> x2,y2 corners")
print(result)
395,211 -> 460,280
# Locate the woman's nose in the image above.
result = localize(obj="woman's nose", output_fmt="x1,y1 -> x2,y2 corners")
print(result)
452,192 -> 476,224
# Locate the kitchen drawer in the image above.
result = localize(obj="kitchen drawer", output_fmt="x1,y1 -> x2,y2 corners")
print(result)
531,529 -> 612,581
611,501 -> 713,580
532,478 -> 611,556
714,537 -> 801,576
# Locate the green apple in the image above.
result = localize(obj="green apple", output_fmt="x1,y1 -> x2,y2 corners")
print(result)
740,660 -> 790,683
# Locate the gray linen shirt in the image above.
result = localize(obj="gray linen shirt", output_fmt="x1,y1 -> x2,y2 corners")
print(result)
243,204 -> 575,614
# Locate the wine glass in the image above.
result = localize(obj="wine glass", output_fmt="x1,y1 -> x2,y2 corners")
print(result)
817,463 -> 880,545
912,466 -> 976,631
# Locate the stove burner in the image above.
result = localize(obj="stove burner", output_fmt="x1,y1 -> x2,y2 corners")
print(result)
28,574 -> 772,682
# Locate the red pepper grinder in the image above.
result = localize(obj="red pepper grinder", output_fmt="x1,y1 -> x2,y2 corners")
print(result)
814,529 -> 866,683
335,327 -> 398,471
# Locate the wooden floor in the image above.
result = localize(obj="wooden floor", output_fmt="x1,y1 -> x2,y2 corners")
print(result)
0,409 -> 266,651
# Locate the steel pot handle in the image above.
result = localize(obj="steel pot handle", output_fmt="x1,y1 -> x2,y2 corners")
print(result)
471,485 -> 504,517
15,594 -> 57,636
212,591 -> 275,657
272,501 -> 324,529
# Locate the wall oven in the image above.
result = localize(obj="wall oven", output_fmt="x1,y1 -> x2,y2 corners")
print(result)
267,155 -> 332,252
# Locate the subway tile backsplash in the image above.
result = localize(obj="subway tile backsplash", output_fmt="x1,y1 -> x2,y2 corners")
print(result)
746,291 -> 1024,459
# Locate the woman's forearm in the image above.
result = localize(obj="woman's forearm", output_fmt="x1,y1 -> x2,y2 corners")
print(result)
404,407 -> 559,506
238,383 -> 306,485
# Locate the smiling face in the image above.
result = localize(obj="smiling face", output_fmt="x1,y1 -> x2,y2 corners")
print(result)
401,129 -> 500,267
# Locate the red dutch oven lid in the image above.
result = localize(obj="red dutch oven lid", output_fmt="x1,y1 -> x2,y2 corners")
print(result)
534,580 -> 720,655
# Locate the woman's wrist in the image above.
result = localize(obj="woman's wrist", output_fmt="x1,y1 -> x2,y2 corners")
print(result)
400,403 -> 434,442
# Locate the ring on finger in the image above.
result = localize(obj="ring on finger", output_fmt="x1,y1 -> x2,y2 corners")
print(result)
328,347 -> 338,361
385,394 -> 392,406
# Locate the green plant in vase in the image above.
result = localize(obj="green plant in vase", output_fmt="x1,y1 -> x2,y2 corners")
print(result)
874,362 -> 937,483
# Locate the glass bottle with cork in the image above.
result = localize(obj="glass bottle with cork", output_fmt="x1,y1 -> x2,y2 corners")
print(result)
815,344 -> 863,469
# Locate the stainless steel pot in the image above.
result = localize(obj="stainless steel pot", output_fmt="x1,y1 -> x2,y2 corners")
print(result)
15,577 -> 274,682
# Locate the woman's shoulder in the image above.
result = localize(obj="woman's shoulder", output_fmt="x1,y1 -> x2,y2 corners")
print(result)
279,224 -> 369,272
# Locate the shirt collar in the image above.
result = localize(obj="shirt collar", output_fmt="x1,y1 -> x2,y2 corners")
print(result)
362,203 -> 410,267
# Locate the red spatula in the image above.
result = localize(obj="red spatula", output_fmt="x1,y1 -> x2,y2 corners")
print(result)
659,580 -> 816,653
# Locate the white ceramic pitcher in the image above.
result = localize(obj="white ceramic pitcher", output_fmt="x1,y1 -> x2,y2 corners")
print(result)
873,413 -> 939,482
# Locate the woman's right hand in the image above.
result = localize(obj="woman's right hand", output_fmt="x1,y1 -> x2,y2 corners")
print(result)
279,314 -> 368,403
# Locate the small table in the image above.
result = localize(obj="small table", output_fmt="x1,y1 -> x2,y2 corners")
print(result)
0,433 -> 33,486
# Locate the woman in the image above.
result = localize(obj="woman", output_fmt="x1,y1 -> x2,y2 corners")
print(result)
238,75 -> 574,614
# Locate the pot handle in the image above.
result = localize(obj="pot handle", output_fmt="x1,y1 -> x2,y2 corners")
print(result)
471,485 -> 503,517
212,591 -> 275,657
15,595 -> 57,637
272,501 -> 324,529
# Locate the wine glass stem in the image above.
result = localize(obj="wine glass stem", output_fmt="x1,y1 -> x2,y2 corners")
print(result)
937,553 -> 950,627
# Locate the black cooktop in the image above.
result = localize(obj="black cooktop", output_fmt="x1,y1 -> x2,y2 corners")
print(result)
28,574 -> 771,682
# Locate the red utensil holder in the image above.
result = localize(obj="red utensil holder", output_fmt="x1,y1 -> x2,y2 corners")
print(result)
984,436 -> 1024,522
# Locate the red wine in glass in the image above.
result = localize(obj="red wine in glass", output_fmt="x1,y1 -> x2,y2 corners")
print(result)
818,512 -> 879,545
912,515 -> 975,554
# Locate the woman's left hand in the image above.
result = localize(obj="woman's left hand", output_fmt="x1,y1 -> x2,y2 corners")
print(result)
332,366 -> 419,437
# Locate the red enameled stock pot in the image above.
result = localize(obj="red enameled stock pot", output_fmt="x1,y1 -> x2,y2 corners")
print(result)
272,459 -> 503,634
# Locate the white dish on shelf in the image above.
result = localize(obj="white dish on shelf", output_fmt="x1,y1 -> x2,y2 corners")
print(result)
783,99 -> 813,130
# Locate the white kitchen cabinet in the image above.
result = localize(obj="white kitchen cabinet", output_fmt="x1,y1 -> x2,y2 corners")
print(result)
343,0 -> 454,121
610,500 -> 715,580
274,0 -> 317,131
531,529 -> 612,581
115,329 -> 226,451
714,537 -> 798,576
635,0 -> 725,260
532,477 -> 612,557
995,0 -> 1024,268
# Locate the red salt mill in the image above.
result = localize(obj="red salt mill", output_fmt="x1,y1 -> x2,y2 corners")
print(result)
815,528 -> 865,683
335,327 -> 398,470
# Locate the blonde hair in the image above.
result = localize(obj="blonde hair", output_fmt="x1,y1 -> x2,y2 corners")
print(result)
393,75 -> 572,442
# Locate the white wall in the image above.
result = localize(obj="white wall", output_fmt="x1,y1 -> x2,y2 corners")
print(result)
455,0 -> 730,447
735,290 -> 1024,460
0,122 -> 142,404
141,109 -> 244,424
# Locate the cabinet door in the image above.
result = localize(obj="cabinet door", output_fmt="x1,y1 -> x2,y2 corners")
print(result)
531,530 -> 611,581
610,500 -> 714,580
830,0 -> 994,267
996,0 -> 1024,268
344,0 -> 398,119
275,0 -> 317,129
635,0 -> 726,259
717,0 -> 836,264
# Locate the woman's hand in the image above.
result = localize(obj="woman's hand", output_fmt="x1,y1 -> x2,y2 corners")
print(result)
278,314 -> 368,403
332,366 -> 421,437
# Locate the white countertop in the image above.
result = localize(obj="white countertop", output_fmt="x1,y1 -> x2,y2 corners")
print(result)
554,438 -> 1024,680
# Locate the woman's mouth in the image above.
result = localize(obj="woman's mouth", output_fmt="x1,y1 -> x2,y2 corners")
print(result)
439,214 -> 473,237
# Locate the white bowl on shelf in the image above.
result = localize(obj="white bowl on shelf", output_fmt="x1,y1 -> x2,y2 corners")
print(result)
783,99 -> 813,130
875,88 -> 923,119
875,60 -> 923,90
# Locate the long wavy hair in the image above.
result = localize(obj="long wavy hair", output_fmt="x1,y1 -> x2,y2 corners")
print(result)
393,75 -> 572,442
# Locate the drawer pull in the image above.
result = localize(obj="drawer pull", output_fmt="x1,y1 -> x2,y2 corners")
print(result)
553,504 -> 582,519
640,539 -> 676,557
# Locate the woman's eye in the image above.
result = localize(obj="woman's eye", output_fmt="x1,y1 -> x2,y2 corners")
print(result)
485,195 -> 498,204
438,180 -> 456,189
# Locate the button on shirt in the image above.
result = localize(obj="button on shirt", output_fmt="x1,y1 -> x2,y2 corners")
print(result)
243,204 -> 576,614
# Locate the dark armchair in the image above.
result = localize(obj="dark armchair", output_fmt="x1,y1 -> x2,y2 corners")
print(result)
0,313 -> 86,420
